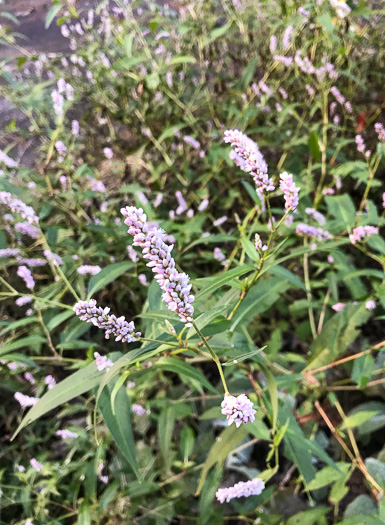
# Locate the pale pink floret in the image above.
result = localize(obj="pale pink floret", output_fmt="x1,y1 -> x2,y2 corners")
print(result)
365,300 -> 376,311
30,458 -> 43,472
221,394 -> 256,428
216,478 -> 265,503
94,352 -> 113,372
17,266 -> 35,289
131,403 -> 147,416
332,302 -> 345,312
14,392 -> 39,407
120,207 -> 194,323
56,429 -> 78,439
349,226 -> 378,245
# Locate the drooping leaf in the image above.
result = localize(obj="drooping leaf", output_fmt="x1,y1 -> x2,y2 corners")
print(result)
99,379 -> 139,478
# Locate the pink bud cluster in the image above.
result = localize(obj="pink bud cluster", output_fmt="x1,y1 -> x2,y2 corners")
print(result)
0,149 -> 18,168
77,265 -> 102,275
0,191 -> 39,224
15,222 -> 40,239
224,129 -> 274,199
296,224 -> 333,241
305,208 -> 326,225
120,206 -> 195,323
349,226 -> 378,245
14,392 -> 39,408
279,172 -> 300,211
56,429 -> 78,439
0,248 -> 20,257
94,351 -> 113,372
73,299 -> 141,343
216,478 -> 265,503
221,394 -> 256,428
17,266 -> 35,289
375,123 -> 385,141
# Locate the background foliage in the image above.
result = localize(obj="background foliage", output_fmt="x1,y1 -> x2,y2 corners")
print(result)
1,0 -> 385,523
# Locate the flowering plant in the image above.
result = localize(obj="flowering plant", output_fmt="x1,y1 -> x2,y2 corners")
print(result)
1,0 -> 385,523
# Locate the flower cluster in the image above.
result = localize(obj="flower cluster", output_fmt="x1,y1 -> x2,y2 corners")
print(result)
375,123 -> 385,141
15,222 -> 40,239
296,224 -> 332,241
0,248 -> 20,258
30,458 -> 43,472
305,208 -> 326,226
330,0 -> 351,18
224,129 -> 274,198
17,266 -> 35,289
332,302 -> 345,312
0,149 -> 18,168
15,296 -> 33,307
73,299 -> 141,343
77,265 -> 102,275
120,206 -> 195,323
254,233 -> 267,252
279,172 -> 300,211
14,392 -> 39,408
45,375 -> 56,389
94,352 -> 113,372
131,404 -> 147,416
216,478 -> 265,503
365,300 -> 376,311
349,226 -> 378,245
44,250 -> 63,265
0,191 -> 39,223
221,394 -> 256,428
56,429 -> 78,439
16,257 -> 47,267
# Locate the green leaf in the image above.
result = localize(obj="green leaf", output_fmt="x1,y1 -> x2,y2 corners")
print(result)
12,361 -> 103,438
45,3 -> 63,29
155,356 -> 218,393
158,405 -> 176,467
230,277 -> 291,331
202,22 -> 232,47
341,410 -> 381,430
87,262 -> 134,298
267,265 -> 307,291
223,346 -> 266,366
344,495 -> 377,518
346,402 -> 385,436
166,55 -> 196,65
194,265 -> 254,301
318,13 -> 335,36
308,130 -> 321,162
325,194 -> 356,229
287,507 -> 330,525
0,316 -> 38,336
99,379 -> 139,478
305,304 -> 371,370
180,426 -> 195,463
0,336 -> 46,357
306,463 -> 350,491
196,425 -> 248,495
46,310 -> 74,331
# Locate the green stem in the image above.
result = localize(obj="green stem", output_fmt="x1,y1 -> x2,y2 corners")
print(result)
192,321 -> 229,394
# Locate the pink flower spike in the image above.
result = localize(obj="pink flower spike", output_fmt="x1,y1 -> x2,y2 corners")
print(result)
216,478 -> 264,503
120,207 -> 194,323
221,394 -> 256,428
